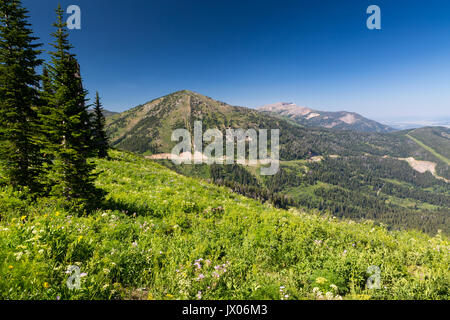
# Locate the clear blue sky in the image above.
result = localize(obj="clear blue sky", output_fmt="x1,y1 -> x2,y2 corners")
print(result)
23,0 -> 450,121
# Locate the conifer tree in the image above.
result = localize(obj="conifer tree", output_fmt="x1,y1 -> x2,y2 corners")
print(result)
92,92 -> 109,158
45,4 -> 101,204
0,0 -> 44,192
40,65 -> 54,117
37,64 -> 60,193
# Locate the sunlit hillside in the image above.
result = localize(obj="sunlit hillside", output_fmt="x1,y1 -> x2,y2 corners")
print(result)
1,150 -> 448,300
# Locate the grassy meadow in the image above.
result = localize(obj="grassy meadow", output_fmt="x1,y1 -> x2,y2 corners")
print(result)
0,150 -> 448,300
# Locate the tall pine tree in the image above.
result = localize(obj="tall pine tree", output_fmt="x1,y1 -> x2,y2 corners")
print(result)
92,92 -> 109,158
45,4 -> 102,204
0,0 -> 44,193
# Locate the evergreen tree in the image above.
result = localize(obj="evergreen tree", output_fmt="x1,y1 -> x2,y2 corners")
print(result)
39,65 -> 55,132
45,4 -> 101,204
0,0 -> 44,193
37,64 -> 59,193
40,65 -> 55,119
41,66 -> 51,93
92,92 -> 109,158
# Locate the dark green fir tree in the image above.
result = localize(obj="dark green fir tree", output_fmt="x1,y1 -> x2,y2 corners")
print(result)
45,4 -> 103,205
0,0 -> 44,193
92,92 -> 109,158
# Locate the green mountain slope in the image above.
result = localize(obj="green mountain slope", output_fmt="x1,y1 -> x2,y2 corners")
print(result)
161,154 -> 450,235
0,150 -> 448,300
106,90 -> 427,159
404,127 -> 450,179
105,91 -> 450,234
407,127 -> 450,165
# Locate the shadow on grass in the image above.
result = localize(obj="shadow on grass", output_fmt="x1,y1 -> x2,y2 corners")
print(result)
100,197 -> 159,218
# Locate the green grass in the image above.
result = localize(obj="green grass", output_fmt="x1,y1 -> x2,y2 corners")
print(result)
409,127 -> 450,161
0,150 -> 449,300
382,178 -> 412,187
284,181 -> 333,198
385,195 -> 440,211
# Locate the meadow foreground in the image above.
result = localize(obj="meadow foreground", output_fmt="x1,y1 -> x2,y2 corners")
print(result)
0,150 -> 448,300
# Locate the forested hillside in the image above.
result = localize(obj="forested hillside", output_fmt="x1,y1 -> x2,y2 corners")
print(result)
408,127 -> 450,161
107,90 -> 450,235
106,91 -> 430,160
161,154 -> 450,235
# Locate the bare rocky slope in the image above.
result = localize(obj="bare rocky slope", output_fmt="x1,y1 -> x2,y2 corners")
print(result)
258,102 -> 395,133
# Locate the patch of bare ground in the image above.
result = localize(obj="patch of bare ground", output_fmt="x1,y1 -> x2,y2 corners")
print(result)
306,155 -> 339,163
146,153 -> 278,167
384,156 -> 449,183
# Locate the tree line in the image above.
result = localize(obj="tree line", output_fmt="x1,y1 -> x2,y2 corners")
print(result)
0,1 -> 108,208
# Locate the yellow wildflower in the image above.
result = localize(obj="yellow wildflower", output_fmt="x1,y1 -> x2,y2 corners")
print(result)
8,265 -> 13,270
44,282 -> 50,288
20,216 -> 27,221
315,277 -> 328,285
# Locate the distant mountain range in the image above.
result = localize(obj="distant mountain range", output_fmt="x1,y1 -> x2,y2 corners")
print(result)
106,90 -> 417,157
382,120 -> 450,130
258,102 -> 395,133
102,109 -> 119,118
105,90 -> 447,168
88,109 -> 118,118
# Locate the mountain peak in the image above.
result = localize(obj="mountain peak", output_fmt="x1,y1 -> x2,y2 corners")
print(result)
172,89 -> 196,95
259,102 -> 314,117
258,102 -> 394,133
169,89 -> 207,98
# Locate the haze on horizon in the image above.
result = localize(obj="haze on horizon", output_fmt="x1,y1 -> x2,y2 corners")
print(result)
23,0 -> 450,122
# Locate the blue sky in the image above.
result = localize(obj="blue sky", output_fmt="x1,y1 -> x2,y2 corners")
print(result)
22,0 -> 450,121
